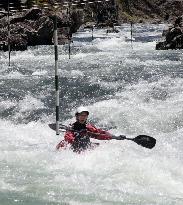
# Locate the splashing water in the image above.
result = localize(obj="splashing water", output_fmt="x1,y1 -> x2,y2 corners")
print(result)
0,24 -> 183,205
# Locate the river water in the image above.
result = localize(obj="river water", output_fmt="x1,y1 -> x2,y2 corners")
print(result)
0,24 -> 183,205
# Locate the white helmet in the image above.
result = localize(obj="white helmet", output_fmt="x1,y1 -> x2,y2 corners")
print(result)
75,106 -> 89,115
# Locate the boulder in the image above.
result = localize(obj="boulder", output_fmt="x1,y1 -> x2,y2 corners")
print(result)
156,15 -> 183,50
0,7 -> 83,51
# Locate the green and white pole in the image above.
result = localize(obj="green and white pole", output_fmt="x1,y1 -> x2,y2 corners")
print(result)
54,15 -> 59,135
68,29 -> 71,59
8,0 -> 10,66
67,3 -> 71,59
131,21 -> 133,49
91,11 -> 94,41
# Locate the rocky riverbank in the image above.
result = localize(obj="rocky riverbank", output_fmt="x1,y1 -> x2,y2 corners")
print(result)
117,0 -> 183,24
1,0 -> 183,51
0,7 -> 83,51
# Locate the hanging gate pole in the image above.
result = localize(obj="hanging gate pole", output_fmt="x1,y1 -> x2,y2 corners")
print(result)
54,15 -> 59,135
8,0 -> 11,66
91,12 -> 94,41
131,21 -> 133,49
67,3 -> 71,59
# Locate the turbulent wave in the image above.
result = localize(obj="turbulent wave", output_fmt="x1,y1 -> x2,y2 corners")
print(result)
0,24 -> 183,205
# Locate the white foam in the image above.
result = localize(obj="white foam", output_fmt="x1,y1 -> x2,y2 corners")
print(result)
32,70 -> 48,76
0,100 -> 17,110
6,71 -> 24,79
17,95 -> 45,112
0,24 -> 183,204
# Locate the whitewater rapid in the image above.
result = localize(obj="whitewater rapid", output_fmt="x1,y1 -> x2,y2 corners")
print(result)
0,24 -> 183,205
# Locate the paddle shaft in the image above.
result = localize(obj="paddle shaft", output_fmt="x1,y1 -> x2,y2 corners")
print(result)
49,123 -> 156,149
125,137 -> 134,141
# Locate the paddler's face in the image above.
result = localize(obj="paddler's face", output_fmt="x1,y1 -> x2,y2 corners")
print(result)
77,112 -> 88,124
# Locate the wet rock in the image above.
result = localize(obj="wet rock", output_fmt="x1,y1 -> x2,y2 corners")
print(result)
0,8 -> 82,51
82,22 -> 95,29
106,28 -> 119,33
156,41 -> 166,50
10,8 -> 43,25
156,16 -> 183,50
3,34 -> 28,51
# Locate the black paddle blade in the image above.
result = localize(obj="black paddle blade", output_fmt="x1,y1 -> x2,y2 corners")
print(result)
49,123 -> 56,131
133,135 -> 156,149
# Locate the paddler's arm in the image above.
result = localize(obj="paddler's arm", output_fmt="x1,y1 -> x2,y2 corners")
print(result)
64,130 -> 75,144
86,124 -> 113,140
56,131 -> 75,150
86,130 -> 126,140
87,131 -> 112,140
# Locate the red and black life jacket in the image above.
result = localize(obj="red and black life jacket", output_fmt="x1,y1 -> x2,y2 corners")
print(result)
71,121 -> 91,152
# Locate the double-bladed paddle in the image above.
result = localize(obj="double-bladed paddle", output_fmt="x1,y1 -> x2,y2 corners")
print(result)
49,123 -> 156,149
111,134 -> 156,149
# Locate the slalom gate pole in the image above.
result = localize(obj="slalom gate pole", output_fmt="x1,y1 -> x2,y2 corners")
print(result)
68,3 -> 71,59
91,26 -> 94,41
68,31 -> 71,59
8,0 -> 10,66
91,12 -> 94,41
54,14 -> 59,135
131,21 -> 133,49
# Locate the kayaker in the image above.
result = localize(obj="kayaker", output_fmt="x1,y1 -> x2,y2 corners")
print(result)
56,106 -> 124,152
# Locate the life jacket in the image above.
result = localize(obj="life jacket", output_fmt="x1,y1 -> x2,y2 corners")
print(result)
56,121 -> 112,152
71,121 -> 91,152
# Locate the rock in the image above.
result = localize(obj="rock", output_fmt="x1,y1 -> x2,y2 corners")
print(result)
10,8 -> 43,24
175,16 -> 182,26
106,28 -> 119,33
0,7 -> 83,51
96,22 -> 108,28
82,22 -> 95,29
37,16 -> 54,45
70,10 -> 83,33
10,34 -> 28,51
0,16 -> 8,28
24,8 -> 42,21
2,34 -> 28,51
57,27 -> 70,45
156,41 -> 167,50
151,18 -> 162,24
166,27 -> 182,43
156,15 -> 183,50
